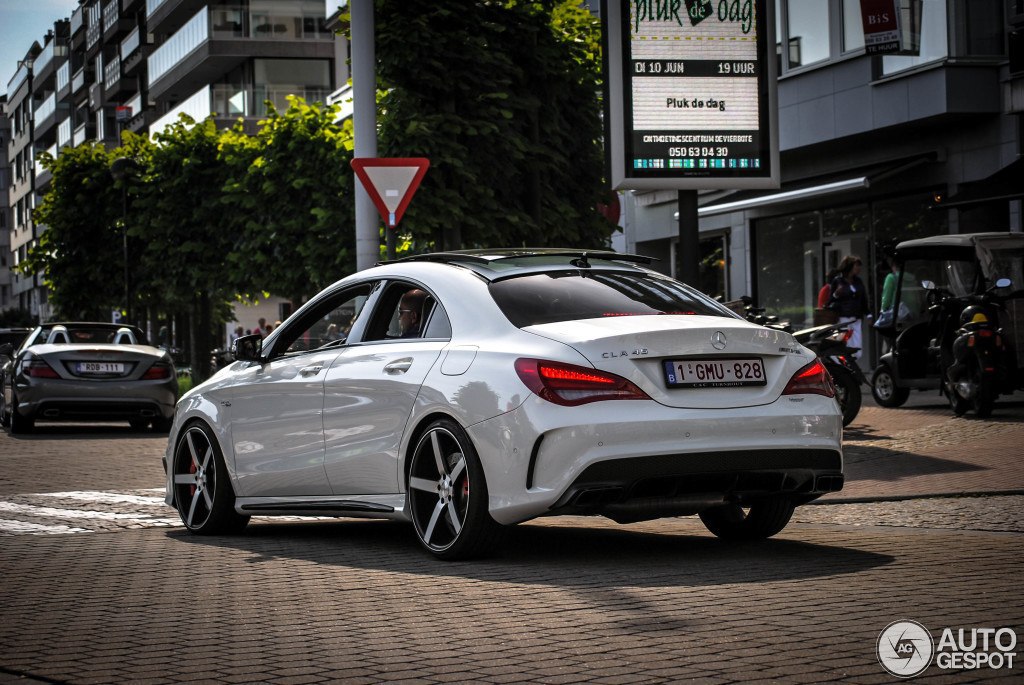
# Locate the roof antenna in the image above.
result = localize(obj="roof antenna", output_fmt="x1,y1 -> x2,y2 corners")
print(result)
571,252 -> 591,269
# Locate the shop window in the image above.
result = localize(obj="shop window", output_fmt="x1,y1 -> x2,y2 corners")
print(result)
698,234 -> 728,300
964,0 -> 1005,55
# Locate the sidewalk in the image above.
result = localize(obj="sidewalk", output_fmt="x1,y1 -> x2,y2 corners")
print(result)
823,390 -> 1024,502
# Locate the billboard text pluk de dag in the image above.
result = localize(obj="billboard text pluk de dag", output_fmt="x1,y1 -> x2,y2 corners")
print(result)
633,0 -> 754,33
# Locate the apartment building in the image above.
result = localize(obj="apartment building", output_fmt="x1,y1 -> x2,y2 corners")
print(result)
3,0 -> 340,320
622,0 -> 1024,367
0,96 -> 12,311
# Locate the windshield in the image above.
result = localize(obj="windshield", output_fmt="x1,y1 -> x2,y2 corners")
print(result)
977,242 -> 1024,291
489,271 -> 738,328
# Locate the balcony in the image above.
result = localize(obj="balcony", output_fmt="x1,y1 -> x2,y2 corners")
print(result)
121,25 -> 151,76
35,41 -> 56,78
86,3 -> 103,54
148,4 -> 333,102
58,118 -> 73,148
8,63 -> 30,99
71,6 -> 84,35
71,67 -> 87,95
73,122 -> 94,146
150,84 -> 210,134
104,55 -> 124,92
146,0 -> 205,36
56,62 -> 71,101
103,0 -> 134,41
148,9 -> 208,88
34,93 -> 57,126
35,143 -> 58,189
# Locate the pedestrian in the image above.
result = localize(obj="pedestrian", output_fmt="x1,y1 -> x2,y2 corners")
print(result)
256,317 -> 267,338
829,255 -> 869,358
814,269 -> 839,325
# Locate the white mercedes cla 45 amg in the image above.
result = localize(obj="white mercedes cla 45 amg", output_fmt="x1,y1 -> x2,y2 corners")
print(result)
165,250 -> 843,559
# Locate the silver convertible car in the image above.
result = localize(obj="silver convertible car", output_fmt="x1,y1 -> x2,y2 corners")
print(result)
165,250 -> 843,559
1,322 -> 178,433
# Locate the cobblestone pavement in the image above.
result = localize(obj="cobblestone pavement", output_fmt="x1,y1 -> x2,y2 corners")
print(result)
1,517 -> 1021,685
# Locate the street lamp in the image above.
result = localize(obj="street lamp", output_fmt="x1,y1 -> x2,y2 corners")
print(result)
110,157 -> 134,326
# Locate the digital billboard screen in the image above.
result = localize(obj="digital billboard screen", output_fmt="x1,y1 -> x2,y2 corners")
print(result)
604,0 -> 779,190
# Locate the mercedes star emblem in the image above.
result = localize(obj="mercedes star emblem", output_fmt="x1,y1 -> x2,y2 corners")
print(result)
711,331 -> 728,350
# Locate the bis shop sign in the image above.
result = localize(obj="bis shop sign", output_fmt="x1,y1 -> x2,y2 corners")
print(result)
877,620 -> 1018,678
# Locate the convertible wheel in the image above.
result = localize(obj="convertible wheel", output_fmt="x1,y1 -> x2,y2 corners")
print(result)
408,418 -> 503,560
871,364 -> 909,408
9,393 -> 34,434
699,497 -> 796,540
172,423 -> 249,534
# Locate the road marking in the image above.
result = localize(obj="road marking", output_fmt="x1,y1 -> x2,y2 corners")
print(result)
0,501 -> 166,520
0,519 -> 92,535
35,491 -> 165,506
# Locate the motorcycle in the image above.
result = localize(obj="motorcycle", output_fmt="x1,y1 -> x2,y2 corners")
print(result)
738,298 -> 864,426
923,277 -> 1015,417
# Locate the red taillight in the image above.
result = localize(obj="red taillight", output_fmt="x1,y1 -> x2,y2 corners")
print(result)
24,359 -> 60,379
142,363 -> 173,380
782,359 -> 835,398
514,358 -> 650,406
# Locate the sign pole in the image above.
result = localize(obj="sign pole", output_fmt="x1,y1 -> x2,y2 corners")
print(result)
351,0 -> 379,271
677,190 -> 700,287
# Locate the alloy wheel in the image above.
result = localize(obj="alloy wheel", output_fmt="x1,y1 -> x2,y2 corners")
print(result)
409,426 -> 470,553
173,426 -> 218,529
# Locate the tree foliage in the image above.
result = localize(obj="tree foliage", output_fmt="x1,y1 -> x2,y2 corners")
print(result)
26,143 -> 122,319
374,0 -> 612,251
224,96 -> 356,304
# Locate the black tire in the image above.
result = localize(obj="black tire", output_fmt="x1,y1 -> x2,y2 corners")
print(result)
830,367 -> 863,427
0,393 -> 8,428
946,381 -> 970,416
973,366 -> 996,419
407,418 -> 504,560
871,364 -> 909,408
9,393 -> 34,434
171,422 -> 249,534
699,497 -> 796,540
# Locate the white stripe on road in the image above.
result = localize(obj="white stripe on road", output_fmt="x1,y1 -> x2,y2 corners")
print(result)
0,501 -> 163,520
35,491 -> 165,506
0,519 -> 92,534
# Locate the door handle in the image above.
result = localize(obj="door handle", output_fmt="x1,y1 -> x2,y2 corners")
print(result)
384,359 -> 413,374
299,364 -> 323,377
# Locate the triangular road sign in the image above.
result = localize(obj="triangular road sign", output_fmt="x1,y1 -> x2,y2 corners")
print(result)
351,157 -> 430,228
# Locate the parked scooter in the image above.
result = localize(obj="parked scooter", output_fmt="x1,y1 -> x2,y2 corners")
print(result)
738,298 -> 864,426
923,277 -> 1015,417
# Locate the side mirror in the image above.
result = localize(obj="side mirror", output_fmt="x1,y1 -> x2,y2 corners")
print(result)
920,280 -> 936,290
232,334 -> 263,362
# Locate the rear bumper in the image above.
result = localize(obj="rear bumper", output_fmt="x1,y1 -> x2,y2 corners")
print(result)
550,449 -> 843,523
24,398 -> 174,422
467,393 -> 843,525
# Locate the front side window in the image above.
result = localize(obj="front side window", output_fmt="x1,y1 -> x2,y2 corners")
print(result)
489,271 -> 737,328
278,284 -> 373,356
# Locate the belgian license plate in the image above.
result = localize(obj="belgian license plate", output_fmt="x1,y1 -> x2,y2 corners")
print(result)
663,358 -> 766,388
76,362 -> 124,374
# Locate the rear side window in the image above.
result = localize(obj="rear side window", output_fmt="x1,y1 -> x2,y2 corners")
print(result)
489,271 -> 738,327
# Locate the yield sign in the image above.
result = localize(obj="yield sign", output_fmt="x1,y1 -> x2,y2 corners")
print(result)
351,157 -> 430,228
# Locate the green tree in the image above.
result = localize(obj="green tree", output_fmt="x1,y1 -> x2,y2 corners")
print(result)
25,143 -> 122,320
131,117 -> 242,381
224,96 -> 357,304
374,0 -> 612,251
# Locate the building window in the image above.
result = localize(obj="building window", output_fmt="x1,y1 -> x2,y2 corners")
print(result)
881,0 -> 948,75
842,0 -> 865,52
787,0 -> 832,67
